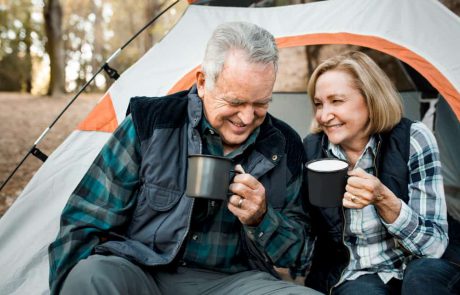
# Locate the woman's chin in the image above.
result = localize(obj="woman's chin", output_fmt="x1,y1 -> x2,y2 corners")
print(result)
326,135 -> 344,146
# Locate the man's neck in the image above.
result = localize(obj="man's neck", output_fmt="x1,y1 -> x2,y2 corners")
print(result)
223,144 -> 239,156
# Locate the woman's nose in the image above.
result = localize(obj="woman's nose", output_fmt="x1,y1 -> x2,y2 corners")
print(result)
319,105 -> 334,123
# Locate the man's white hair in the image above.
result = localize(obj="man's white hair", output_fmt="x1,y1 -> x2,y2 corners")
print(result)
201,21 -> 278,90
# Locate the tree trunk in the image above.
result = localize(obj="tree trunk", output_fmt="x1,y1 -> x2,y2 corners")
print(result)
24,8 -> 33,93
91,1 -> 104,91
44,0 -> 65,97
144,0 -> 156,52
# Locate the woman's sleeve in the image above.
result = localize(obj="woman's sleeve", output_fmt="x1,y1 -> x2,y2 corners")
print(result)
384,122 -> 449,257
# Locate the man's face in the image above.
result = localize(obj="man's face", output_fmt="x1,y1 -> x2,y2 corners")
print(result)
197,50 -> 276,154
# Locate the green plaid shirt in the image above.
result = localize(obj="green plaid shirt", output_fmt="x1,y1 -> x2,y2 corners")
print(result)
49,114 -> 308,293
180,116 -> 259,272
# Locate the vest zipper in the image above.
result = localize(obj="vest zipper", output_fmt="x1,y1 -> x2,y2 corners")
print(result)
374,140 -> 382,178
329,206 -> 351,294
329,139 -> 382,293
320,137 -> 350,293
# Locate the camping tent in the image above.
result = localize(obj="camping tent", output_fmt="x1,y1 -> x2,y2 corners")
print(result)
1,0 -> 459,293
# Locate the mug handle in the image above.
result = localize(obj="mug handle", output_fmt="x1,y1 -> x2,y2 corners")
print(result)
227,169 -> 244,198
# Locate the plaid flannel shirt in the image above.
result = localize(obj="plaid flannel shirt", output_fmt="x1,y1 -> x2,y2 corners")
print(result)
328,121 -> 448,285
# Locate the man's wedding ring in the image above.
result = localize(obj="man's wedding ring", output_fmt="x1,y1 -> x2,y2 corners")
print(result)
237,197 -> 244,208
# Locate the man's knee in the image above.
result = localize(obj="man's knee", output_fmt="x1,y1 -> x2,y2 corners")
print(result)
61,255 -> 156,295
61,255 -> 121,293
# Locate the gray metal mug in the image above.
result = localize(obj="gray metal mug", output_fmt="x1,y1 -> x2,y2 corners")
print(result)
186,154 -> 235,200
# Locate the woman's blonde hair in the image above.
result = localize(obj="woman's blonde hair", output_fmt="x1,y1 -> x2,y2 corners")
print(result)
307,51 -> 403,135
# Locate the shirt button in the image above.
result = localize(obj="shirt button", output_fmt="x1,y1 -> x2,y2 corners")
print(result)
272,155 -> 278,161
258,232 -> 264,238
192,234 -> 198,240
182,261 -> 187,266
209,129 -> 215,135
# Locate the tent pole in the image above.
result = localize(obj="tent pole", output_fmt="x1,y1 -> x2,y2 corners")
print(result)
0,0 -> 182,193
0,65 -> 104,192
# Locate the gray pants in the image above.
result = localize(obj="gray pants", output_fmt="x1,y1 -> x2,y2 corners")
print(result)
61,255 -> 322,295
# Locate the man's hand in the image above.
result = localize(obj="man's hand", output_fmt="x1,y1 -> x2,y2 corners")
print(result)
227,165 -> 267,226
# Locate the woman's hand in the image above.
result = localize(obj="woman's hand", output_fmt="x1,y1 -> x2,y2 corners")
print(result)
343,168 -> 402,223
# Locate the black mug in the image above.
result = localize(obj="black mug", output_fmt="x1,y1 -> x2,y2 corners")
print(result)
306,158 -> 349,207
186,154 -> 236,200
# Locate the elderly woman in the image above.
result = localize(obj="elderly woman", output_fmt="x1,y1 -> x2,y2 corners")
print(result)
302,51 -> 458,294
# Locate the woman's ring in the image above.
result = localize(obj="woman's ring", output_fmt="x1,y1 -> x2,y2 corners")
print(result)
237,197 -> 244,209
351,195 -> 356,202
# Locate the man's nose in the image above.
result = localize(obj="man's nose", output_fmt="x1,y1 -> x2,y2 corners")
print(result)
239,105 -> 255,124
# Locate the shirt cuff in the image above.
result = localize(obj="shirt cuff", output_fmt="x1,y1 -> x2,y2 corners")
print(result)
382,201 -> 418,239
244,206 -> 280,248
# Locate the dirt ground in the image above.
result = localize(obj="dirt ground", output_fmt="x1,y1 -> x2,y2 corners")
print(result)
0,92 -> 100,217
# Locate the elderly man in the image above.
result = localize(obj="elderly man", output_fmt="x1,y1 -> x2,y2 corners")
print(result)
48,22 -> 319,295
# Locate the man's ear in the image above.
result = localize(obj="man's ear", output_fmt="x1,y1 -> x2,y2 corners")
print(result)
196,69 -> 206,99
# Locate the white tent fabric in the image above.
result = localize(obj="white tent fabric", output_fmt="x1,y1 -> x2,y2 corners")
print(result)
435,97 -> 460,220
1,0 -> 459,293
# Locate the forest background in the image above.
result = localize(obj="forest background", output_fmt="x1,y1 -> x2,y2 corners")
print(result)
1,0 -> 459,216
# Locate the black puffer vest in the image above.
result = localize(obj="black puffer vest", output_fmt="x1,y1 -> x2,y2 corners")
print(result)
303,118 -> 413,293
95,87 -> 305,278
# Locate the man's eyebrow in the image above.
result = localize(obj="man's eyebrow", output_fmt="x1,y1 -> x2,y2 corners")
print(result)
222,97 -> 273,104
256,97 -> 273,104
223,97 -> 244,104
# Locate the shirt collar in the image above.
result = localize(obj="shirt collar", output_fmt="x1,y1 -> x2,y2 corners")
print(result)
327,135 -> 378,165
187,85 -> 203,128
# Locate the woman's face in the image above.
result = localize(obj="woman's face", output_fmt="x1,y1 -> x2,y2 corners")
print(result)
313,70 -> 370,152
